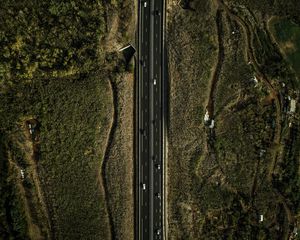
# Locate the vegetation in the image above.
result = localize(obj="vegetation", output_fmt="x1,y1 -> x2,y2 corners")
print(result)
0,134 -> 29,239
0,0 -> 106,83
269,18 -> 300,78
167,0 -> 300,239
0,0 -> 135,239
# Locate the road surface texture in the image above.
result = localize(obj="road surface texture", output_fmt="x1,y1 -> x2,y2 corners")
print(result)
136,0 -> 165,239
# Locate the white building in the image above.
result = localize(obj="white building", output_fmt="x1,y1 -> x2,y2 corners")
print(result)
290,99 -> 296,113
253,76 -> 258,87
204,110 -> 210,122
20,169 -> 25,179
259,215 -> 264,222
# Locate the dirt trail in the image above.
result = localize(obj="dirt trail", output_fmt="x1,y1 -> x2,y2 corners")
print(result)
8,125 -> 53,240
206,8 -> 225,119
99,7 -> 121,239
204,6 -> 227,178
25,141 -> 53,240
101,78 -> 117,240
7,154 -> 45,240
99,1 -> 136,238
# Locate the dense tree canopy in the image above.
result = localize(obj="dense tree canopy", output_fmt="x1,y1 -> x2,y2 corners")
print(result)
0,0 -> 105,84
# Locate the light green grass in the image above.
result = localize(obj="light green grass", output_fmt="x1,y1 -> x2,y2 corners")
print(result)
269,18 -> 300,77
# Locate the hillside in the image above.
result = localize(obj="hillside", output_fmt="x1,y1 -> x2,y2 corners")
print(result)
167,0 -> 300,239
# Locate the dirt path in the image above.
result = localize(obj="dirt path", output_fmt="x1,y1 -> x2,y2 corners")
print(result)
99,8 -> 122,239
206,8 -> 225,119
8,125 -> 53,240
101,78 -> 117,240
204,6 -> 227,178
7,154 -> 45,240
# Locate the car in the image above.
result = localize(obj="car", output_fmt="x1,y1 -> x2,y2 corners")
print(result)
153,78 -> 157,85
156,164 -> 161,170
140,59 -> 146,67
142,183 -> 146,190
140,128 -> 146,136
156,192 -> 161,199
156,229 -> 161,235
154,10 -> 161,16
144,1 -> 147,7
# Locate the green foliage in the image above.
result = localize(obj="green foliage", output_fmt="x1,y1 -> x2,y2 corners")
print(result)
0,0 -> 105,84
273,124 -> 300,212
168,1 -> 300,239
0,134 -> 29,239
0,0 -> 117,238
227,0 -> 300,24
35,73 -> 112,239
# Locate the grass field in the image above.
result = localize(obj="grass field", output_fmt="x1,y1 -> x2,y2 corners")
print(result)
268,17 -> 300,78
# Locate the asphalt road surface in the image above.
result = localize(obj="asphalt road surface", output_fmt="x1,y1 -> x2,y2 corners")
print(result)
137,0 -> 165,239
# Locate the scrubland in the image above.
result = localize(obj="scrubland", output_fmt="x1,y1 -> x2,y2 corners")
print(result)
167,0 -> 300,239
0,0 -> 135,239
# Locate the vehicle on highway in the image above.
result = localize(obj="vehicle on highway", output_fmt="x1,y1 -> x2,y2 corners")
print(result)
154,78 -> 157,85
156,229 -> 161,235
140,59 -> 146,67
140,128 -> 146,136
156,164 -> 161,170
144,1 -> 147,7
156,192 -> 161,199
142,183 -> 146,190
154,10 -> 161,16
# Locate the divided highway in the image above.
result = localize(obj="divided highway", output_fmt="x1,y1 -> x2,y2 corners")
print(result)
136,0 -> 165,239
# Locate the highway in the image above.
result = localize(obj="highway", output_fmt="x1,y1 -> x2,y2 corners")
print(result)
136,0 -> 165,239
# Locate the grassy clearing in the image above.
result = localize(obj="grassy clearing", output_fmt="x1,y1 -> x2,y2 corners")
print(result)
268,18 -> 300,78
